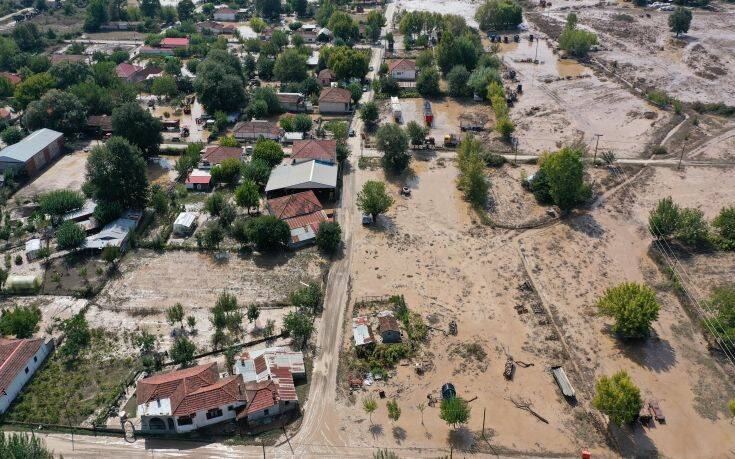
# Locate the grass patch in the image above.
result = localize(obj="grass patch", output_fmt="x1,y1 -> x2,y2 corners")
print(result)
5,329 -> 137,426
612,13 -> 635,22
691,101 -> 735,117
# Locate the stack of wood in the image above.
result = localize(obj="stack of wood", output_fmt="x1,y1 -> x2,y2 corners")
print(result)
504,356 -> 516,380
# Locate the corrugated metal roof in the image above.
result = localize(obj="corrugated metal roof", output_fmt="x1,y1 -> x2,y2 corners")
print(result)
0,129 -> 62,163
551,366 -> 575,397
265,160 -> 337,192
352,316 -> 375,346
174,212 -> 197,228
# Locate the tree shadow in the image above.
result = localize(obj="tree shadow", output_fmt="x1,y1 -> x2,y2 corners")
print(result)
369,423 -> 384,439
611,421 -> 660,458
567,213 -> 605,238
610,329 -> 677,373
251,249 -> 294,269
447,426 -> 475,452
392,425 -> 406,443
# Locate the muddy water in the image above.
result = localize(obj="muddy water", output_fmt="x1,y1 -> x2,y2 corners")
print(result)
498,37 -> 590,78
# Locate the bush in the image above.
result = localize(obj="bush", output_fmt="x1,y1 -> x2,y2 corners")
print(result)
38,189 -> 84,216
475,0 -> 523,31
648,196 -> 680,239
0,433 -> 54,458
440,396 -> 471,427
290,281 -> 322,313
706,285 -> 735,345
316,220 -> 341,254
676,207 -> 710,247
245,215 -> 290,252
55,221 -> 86,250
252,139 -> 284,168
713,207 -> 735,249
0,305 -> 41,338
597,282 -> 660,339
593,371 -> 642,426
495,116 -> 515,140
558,13 -> 598,58
536,147 -> 587,212
481,150 -> 507,167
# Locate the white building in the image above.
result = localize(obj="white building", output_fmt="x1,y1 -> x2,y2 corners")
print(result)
318,87 -> 352,114
0,338 -> 54,414
388,59 -> 417,81
173,212 -> 197,236
25,238 -> 41,261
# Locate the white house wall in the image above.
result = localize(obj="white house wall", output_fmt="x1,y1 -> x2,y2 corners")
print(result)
0,340 -> 53,414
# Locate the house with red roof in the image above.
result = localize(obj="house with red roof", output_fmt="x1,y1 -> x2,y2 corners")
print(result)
160,37 -> 190,49
199,145 -> 244,169
0,72 -> 21,85
185,169 -> 212,191
266,190 -> 331,247
291,139 -> 336,165
388,59 -> 416,81
213,6 -> 237,21
318,87 -> 352,114
0,338 -> 54,414
317,68 -> 335,87
136,362 -> 248,433
116,63 -> 162,84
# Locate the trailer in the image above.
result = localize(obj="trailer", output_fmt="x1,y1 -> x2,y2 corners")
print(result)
391,96 -> 402,123
423,100 -> 433,126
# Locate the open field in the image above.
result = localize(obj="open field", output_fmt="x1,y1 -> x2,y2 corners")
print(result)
90,249 -> 326,350
539,0 -> 735,106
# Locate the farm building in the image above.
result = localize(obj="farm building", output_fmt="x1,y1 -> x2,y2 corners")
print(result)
115,63 -> 162,84
266,190 -> 331,247
291,140 -> 337,165
137,363 -> 247,434
232,120 -> 284,141
388,59 -> 416,81
173,212 -> 197,236
352,316 -> 375,347
0,338 -> 54,414
318,87 -> 352,114
378,311 -> 402,343
265,160 -> 337,197
0,129 -> 63,177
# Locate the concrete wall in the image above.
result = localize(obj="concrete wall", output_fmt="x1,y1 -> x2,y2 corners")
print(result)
319,101 -> 351,113
141,401 -> 245,433
392,69 -> 416,81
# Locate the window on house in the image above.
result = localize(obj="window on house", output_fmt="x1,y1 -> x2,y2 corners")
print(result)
24,367 -> 28,374
33,356 -> 37,362
177,416 -> 193,426
263,409 -> 269,415
285,401 -> 289,405
227,405 -> 234,411
206,408 -> 223,420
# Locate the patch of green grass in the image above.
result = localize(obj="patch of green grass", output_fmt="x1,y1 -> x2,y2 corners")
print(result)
5,330 -> 136,426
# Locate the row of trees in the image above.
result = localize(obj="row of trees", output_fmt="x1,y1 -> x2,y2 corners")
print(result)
649,198 -> 735,249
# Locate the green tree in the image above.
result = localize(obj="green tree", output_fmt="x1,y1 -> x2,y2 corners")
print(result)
252,139 -> 284,168
316,221 -> 341,254
205,192 -> 226,216
290,0 -> 307,16
475,0 -> 523,31
140,0 -> 161,17
246,215 -> 290,251
55,221 -> 86,250
151,75 -> 178,99
593,371 -> 642,426
256,0 -> 281,18
363,395 -> 378,424
85,0 -> 109,31
283,310 -> 313,349
14,72 -> 54,109
357,180 -> 394,220
235,180 -> 260,214
210,157 -> 242,186
177,0 -> 195,21
247,303 -> 260,323
559,13 -> 598,58
447,65 -> 471,97
166,302 -> 185,328
13,23 -> 44,52
495,116 -> 515,140
676,207 -> 710,247
327,46 -> 369,80
706,285 -> 735,345
38,189 -> 84,217
387,399 -> 401,422
170,336 -> 197,367
85,137 -> 149,212
436,34 -> 481,74
194,52 -> 247,113
0,432 -> 54,458
405,121 -> 428,146
241,158 -> 272,185
468,66 -> 501,99
328,11 -> 359,42
360,101 -> 379,126
290,282 -> 323,313
713,206 -> 735,249
23,89 -> 87,135
61,312 -> 91,357
0,127 -> 22,145
729,398 -> 735,424
416,67 -> 440,97
598,282 -> 660,339
457,136 -> 489,207
111,102 -> 163,158
669,6 -> 692,37
274,48 -> 308,82
648,196 -> 680,239
376,123 -> 410,173
49,61 -> 91,89
293,114 -> 312,133
0,305 -> 41,338
440,396 -> 471,428
538,147 -> 587,213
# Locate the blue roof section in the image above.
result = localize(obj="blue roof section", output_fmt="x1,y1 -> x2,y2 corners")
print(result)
0,129 -> 63,163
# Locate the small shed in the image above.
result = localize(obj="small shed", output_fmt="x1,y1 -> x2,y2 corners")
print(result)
283,132 -> 305,144
352,316 -> 375,347
173,212 -> 197,236
25,238 -> 42,261
378,313 -> 401,343
551,366 -> 576,398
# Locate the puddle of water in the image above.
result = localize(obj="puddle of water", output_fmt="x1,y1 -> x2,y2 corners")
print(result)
499,37 -> 590,78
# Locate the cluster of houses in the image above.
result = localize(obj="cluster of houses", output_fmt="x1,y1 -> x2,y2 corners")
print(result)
135,346 -> 304,433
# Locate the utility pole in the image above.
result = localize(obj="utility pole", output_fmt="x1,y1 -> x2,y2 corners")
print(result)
512,137 -> 519,166
593,134 -> 602,165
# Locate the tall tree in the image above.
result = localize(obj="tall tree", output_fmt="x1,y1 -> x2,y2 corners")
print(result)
111,102 -> 163,158
376,123 -> 410,173
669,6 -> 692,37
177,0 -> 195,21
84,0 -> 109,31
23,89 -> 87,135
357,180 -> 393,220
84,137 -> 149,211
593,371 -> 643,426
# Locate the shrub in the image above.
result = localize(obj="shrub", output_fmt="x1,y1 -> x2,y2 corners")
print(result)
316,220 -> 341,254
713,207 -> 735,249
245,215 -> 290,252
676,207 -> 710,247
536,147 -> 587,212
648,196 -> 680,239
593,371 -> 642,426
440,396 -> 471,427
598,282 -> 660,339
38,190 -> 84,216
706,285 -> 735,345
0,305 -> 41,338
290,281 -> 322,313
55,221 -> 86,250
558,13 -> 598,58
252,139 -> 284,168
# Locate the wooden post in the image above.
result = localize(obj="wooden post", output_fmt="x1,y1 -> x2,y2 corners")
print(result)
482,407 -> 486,438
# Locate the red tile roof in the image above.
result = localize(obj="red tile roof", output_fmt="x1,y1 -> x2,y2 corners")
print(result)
161,37 -> 190,48
317,69 -> 335,82
266,190 -> 323,220
388,59 -> 415,72
253,355 -> 267,375
0,338 -> 44,395
318,87 -> 351,104
137,363 -> 218,406
173,375 -> 246,416
201,145 -> 243,165
0,72 -> 21,85
86,115 -> 113,132
292,139 -> 337,164
186,174 -> 212,185
270,367 -> 297,402
242,380 -> 279,415
116,62 -> 143,79
284,210 -> 328,232
233,120 -> 284,137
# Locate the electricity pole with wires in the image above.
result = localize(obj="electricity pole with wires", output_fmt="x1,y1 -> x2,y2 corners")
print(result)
593,134 -> 603,165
